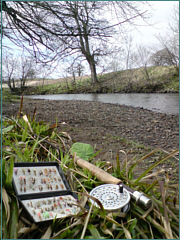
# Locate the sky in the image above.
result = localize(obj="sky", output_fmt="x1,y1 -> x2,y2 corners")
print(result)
2,1 -> 179,79
133,1 -> 178,46
52,1 -> 179,78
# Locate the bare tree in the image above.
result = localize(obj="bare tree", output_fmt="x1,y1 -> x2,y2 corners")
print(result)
2,51 -> 17,89
156,35 -> 179,74
65,60 -> 85,90
169,2 -> 179,36
18,54 -> 36,88
122,35 -> 140,89
106,51 -> 122,73
75,63 -> 85,78
136,46 -> 152,82
2,51 -> 37,91
123,35 -> 135,70
37,62 -> 58,91
2,1 -> 151,85
155,2 -> 179,74
67,64 -> 77,87
150,48 -> 176,67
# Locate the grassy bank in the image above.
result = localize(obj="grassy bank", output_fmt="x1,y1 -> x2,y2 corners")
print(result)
1,88 -> 21,102
17,65 -> 179,95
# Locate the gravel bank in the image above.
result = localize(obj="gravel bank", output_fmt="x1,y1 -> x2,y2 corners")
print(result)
3,99 -> 179,151
3,99 -> 179,182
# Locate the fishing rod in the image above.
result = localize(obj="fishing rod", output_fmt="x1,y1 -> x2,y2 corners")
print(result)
74,156 -> 152,209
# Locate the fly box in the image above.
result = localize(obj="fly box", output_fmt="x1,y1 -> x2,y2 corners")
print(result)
12,162 -> 80,222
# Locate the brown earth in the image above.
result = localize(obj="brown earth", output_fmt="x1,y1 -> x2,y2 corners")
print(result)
2,98 -> 179,183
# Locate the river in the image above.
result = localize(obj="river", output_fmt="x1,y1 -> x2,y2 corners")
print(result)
25,93 -> 179,115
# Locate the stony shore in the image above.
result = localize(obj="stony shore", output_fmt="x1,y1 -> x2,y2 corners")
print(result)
3,98 -> 179,153
3,98 -> 179,183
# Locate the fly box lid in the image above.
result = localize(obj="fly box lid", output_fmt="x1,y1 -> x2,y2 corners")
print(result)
12,162 -> 80,222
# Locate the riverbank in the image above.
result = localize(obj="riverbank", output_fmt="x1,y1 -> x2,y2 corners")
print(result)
3,98 -> 179,183
3,65 -> 178,96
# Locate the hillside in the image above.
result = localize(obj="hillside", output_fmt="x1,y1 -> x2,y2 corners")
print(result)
2,65 -> 179,96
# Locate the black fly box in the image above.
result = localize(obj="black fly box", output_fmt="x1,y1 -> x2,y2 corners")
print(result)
12,162 -> 80,222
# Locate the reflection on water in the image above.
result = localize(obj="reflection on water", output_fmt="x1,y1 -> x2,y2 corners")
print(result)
25,93 -> 179,115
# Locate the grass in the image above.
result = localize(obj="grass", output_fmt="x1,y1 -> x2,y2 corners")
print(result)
104,133 -> 179,185
107,134 -> 151,151
1,88 -> 21,103
98,65 -> 179,93
5,65 -> 178,96
1,98 -> 179,239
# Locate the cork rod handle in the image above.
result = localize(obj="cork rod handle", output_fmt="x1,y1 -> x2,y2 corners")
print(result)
74,156 -> 122,185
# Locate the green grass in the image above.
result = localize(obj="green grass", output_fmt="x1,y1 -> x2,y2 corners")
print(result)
1,88 -> 21,102
5,65 -> 178,96
106,134 -> 151,151
1,99 -> 179,239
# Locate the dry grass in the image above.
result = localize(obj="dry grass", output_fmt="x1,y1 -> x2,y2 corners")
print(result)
2,65 -> 178,94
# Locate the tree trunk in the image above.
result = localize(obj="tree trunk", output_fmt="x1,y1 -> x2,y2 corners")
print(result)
12,78 -> 15,88
21,78 -> 26,88
144,65 -> 150,82
8,77 -> 12,89
89,60 -> 98,85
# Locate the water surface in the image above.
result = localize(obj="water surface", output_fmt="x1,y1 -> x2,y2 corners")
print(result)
25,93 -> 179,115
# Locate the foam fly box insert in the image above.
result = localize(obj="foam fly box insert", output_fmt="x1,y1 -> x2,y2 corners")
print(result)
12,162 -> 80,222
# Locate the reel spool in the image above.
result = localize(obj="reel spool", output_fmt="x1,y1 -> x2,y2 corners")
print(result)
89,184 -> 131,213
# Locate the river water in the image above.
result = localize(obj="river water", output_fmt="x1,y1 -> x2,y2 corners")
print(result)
25,93 -> 179,115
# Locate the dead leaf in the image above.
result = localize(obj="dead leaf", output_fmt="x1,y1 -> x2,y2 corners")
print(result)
41,225 -> 52,239
2,187 -> 10,225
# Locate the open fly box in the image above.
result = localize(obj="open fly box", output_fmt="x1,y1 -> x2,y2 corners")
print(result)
12,162 -> 80,222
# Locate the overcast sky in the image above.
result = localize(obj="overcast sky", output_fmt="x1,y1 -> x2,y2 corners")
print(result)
2,1 -> 179,78
133,1 -> 178,45
52,1 -> 179,77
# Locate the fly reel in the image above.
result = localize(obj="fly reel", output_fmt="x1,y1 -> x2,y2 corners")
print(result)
89,184 -> 131,213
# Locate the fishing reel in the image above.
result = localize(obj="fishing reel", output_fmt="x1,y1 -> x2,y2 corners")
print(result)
89,184 -> 131,213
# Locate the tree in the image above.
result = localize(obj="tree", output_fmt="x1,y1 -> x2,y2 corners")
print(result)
169,2 -> 179,36
2,1 -> 150,85
75,63 -> 85,78
122,35 -> 135,70
18,54 -> 36,88
2,51 -> 17,89
155,2 -> 179,74
136,46 -> 152,82
109,56 -> 122,73
64,60 -> 85,90
150,48 -> 176,67
156,35 -> 179,74
2,51 -> 37,91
